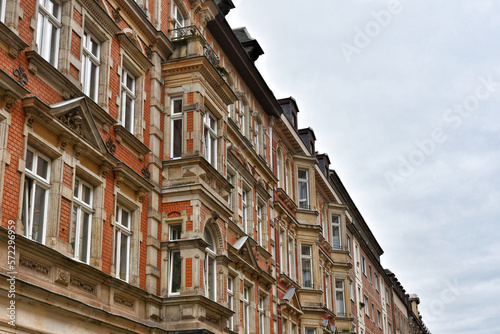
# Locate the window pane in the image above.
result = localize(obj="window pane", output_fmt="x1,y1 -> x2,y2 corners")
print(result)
301,245 -> 311,256
173,99 -> 182,113
208,257 -> 215,300
49,0 -> 59,17
126,73 -> 134,90
298,169 -> 307,179
33,184 -> 47,243
89,62 -> 98,101
26,149 -> 34,171
173,119 -> 182,157
303,259 -> 312,287
171,250 -> 181,293
73,179 -> 79,198
170,224 -> 182,241
124,95 -> 133,132
121,209 -> 129,229
79,211 -> 91,263
49,22 -> 58,65
70,205 -> 77,254
37,155 -> 49,179
119,234 -> 128,280
90,36 -> 99,56
82,184 -> 91,205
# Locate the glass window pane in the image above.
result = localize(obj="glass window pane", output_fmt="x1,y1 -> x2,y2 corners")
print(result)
208,257 -> 215,300
126,73 -> 134,90
49,22 -> 58,65
82,184 -> 91,205
26,149 -> 34,171
91,37 -> 99,56
124,95 -> 133,132
303,259 -> 312,287
121,209 -> 129,229
171,250 -> 181,293
37,155 -> 49,179
301,245 -> 311,256
173,99 -> 182,114
119,234 -> 128,280
33,184 -> 47,243
298,169 -> 307,179
79,211 -> 91,263
89,62 -> 98,101
73,179 -> 79,198
173,119 -> 182,157
70,205 -> 77,254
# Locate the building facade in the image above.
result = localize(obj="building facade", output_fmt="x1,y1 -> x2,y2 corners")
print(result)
0,0 -> 430,333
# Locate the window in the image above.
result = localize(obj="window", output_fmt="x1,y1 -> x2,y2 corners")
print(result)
115,205 -> 131,281
257,204 -> 263,245
375,274 -> 379,292
227,173 -> 234,216
120,68 -> 136,133
288,236 -> 295,279
331,214 -> 341,249
255,120 -> 262,155
386,288 -> 390,305
305,329 -> 316,334
371,304 -> 375,321
301,244 -> 312,288
364,296 -> 369,316
228,277 -> 234,330
276,148 -> 282,187
279,229 -> 287,273
298,169 -> 309,209
169,224 -> 182,241
325,273 -> 331,309
243,286 -> 250,334
71,178 -> 93,263
81,31 -> 100,101
369,266 -> 373,283
259,296 -> 265,334
388,322 -> 392,334
355,243 -> 359,265
362,256 -> 367,276
335,279 -> 345,317
350,280 -> 355,302
291,323 -> 297,334
283,318 -> 288,334
240,102 -> 246,136
170,98 -> 183,158
172,2 -> 185,30
242,190 -> 249,234
347,234 -> 351,255
203,111 -> 217,167
22,148 -> 50,244
204,227 -> 217,301
37,0 -> 61,66
0,0 -> 5,22
377,310 -> 382,328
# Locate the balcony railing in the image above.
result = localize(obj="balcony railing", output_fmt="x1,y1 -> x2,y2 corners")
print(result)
169,25 -> 220,68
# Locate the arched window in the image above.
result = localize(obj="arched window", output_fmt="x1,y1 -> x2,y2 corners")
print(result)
204,226 -> 217,301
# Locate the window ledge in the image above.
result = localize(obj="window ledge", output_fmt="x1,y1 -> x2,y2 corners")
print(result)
113,125 -> 150,160
0,21 -> 29,57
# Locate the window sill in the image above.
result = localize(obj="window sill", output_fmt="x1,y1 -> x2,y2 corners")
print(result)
0,21 -> 29,58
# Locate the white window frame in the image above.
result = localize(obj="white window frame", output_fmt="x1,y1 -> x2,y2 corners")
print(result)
298,168 -> 309,209
0,0 -> 6,23
259,296 -> 265,334
170,97 -> 183,158
288,235 -> 295,279
71,178 -> 93,263
279,228 -> 286,274
364,295 -> 369,316
362,256 -> 367,276
346,234 -> 351,255
243,286 -> 250,334
203,111 -> 217,167
242,190 -> 249,234
81,31 -> 100,101
172,2 -> 185,30
228,276 -> 235,330
335,279 -> 345,317
377,309 -> 382,328
350,280 -> 355,302
325,273 -> 331,309
375,274 -> 379,292
120,68 -> 136,134
276,148 -> 282,188
257,204 -> 263,245
22,148 -> 51,244
331,214 -> 341,250
37,0 -> 61,66
204,228 -> 217,301
301,244 -> 313,288
115,205 -> 131,282
305,329 -> 316,334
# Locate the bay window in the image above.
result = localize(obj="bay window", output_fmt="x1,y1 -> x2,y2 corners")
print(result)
71,178 -> 93,263
22,148 -> 51,244
332,214 -> 341,250
301,244 -> 312,288
298,168 -> 309,209
335,279 -> 345,317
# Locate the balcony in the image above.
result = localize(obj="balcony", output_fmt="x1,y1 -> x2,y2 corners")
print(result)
169,25 -> 220,68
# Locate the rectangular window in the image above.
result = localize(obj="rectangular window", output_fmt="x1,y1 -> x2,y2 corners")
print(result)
169,224 -> 181,241
257,205 -> 263,245
228,277 -> 234,330
243,286 -> 250,334
372,304 -> 375,322
364,295 -> 369,316
279,229 -> 286,274
298,169 -> 309,209
388,322 -> 392,333
386,288 -> 390,305
203,111 -> 217,167
305,329 -> 316,334
355,243 -> 359,265
0,0 -> 5,22
259,296 -> 265,334
240,103 -> 246,136
350,280 -> 355,302
227,174 -> 234,216
22,148 -> 50,244
171,98 -> 183,158
81,31 -> 100,101
377,310 -> 382,328
242,190 -> 248,234
346,234 -> 351,255
168,249 -> 181,295
375,274 -> 379,292
325,273 -> 331,309
369,266 -> 373,283
115,205 -> 131,281
120,69 -> 136,133
362,256 -> 367,276
331,214 -> 341,250
37,0 -> 61,66
172,2 -> 185,30
71,178 -> 93,263
288,236 -> 295,279
291,323 -> 297,334
301,244 -> 313,288
335,279 -> 345,317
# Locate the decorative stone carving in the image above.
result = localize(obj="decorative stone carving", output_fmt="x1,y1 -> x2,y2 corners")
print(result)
58,134 -> 69,149
25,109 -> 37,127
19,257 -> 50,276
137,188 -> 147,202
100,163 -> 111,177
70,277 -> 95,294
141,166 -> 151,179
13,65 -> 29,87
106,137 -> 117,153
114,294 -> 134,308
59,109 -> 83,135
73,144 -> 83,158
55,268 -> 70,286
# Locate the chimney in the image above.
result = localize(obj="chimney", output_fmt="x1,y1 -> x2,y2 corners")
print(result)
409,294 -> 420,316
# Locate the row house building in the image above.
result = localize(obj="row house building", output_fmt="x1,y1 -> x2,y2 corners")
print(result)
0,0 -> 431,333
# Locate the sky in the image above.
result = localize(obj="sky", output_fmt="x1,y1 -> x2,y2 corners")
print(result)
227,1 -> 500,333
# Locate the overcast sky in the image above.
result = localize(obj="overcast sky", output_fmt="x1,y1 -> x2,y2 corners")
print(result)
227,1 -> 500,333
